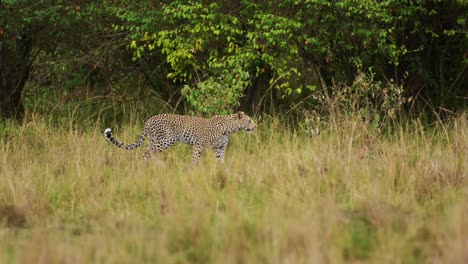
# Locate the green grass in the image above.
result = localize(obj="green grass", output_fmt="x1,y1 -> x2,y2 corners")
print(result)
0,114 -> 466,263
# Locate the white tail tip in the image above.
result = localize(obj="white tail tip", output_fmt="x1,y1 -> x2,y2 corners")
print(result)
104,128 -> 112,138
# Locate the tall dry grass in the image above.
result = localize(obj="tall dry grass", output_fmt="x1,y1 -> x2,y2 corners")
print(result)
0,114 -> 466,263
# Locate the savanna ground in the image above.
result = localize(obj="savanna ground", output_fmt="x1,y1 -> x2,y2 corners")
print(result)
0,113 -> 467,263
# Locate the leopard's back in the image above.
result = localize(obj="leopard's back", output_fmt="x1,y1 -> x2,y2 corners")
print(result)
145,114 -> 211,145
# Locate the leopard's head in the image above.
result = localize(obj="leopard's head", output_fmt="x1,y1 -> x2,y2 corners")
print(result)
236,111 -> 256,132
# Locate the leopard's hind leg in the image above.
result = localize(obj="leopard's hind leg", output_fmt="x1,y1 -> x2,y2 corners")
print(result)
144,132 -> 176,160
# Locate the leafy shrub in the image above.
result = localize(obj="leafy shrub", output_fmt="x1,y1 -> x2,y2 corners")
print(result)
300,69 -> 407,134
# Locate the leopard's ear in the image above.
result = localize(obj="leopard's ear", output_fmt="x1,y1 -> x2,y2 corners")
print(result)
237,111 -> 245,119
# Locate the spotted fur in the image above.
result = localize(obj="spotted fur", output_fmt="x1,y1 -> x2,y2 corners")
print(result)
104,111 -> 256,163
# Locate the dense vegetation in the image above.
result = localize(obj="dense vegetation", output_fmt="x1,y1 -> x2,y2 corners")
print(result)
0,1 -> 467,263
0,0 -> 466,120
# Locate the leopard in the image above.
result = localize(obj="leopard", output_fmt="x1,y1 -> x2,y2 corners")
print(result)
104,111 -> 256,163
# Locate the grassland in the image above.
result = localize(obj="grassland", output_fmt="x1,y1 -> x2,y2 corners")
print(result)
0,114 -> 466,263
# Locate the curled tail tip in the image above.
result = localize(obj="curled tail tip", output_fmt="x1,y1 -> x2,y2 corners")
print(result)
104,128 -> 112,139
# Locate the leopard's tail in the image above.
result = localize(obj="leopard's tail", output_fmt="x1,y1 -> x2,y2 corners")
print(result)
104,127 -> 147,150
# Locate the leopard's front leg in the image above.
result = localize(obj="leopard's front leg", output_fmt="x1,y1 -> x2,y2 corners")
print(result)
214,135 -> 228,163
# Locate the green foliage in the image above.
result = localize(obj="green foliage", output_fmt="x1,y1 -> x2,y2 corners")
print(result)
115,1 -> 313,113
109,0 -> 465,115
181,64 -> 250,114
1,0 -> 466,119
